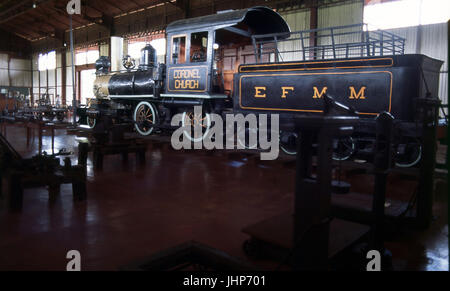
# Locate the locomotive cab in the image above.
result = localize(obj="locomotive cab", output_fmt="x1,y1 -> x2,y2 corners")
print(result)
157,6 -> 290,141
163,6 -> 290,100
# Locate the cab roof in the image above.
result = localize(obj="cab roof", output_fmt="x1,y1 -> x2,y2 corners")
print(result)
166,6 -> 290,36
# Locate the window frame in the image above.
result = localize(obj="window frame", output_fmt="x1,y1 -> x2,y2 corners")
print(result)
189,31 -> 209,63
170,34 -> 188,65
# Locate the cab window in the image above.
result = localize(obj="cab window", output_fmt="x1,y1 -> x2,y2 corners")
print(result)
190,31 -> 208,63
172,35 -> 186,64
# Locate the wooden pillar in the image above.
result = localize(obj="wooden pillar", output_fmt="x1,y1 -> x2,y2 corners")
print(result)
55,54 -> 58,105
61,49 -> 67,105
61,49 -> 67,104
46,68 -> 49,102
7,54 -> 11,88
30,55 -> 33,105
184,0 -> 190,18
38,62 -> 41,102
309,1 -> 318,60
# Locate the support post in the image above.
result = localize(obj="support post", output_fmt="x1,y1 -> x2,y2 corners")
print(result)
293,126 -> 333,270
61,48 -> 67,106
309,1 -> 318,60
416,98 -> 440,228
70,15 -> 77,125
370,112 -> 394,269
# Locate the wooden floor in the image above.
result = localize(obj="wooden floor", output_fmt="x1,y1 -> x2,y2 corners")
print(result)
0,124 -> 448,271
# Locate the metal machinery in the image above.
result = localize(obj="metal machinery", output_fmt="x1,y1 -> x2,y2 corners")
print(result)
83,6 -> 443,167
1,93 -> 69,122
27,94 -> 68,122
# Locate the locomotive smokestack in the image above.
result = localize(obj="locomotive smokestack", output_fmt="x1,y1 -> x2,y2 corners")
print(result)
139,44 -> 157,71
95,56 -> 111,75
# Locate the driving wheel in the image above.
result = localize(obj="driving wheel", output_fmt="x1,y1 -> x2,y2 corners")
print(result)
133,101 -> 157,136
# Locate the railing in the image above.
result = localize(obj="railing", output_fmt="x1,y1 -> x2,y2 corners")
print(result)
250,23 -> 405,63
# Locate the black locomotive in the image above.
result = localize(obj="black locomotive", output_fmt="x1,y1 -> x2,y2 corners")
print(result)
82,6 -> 443,167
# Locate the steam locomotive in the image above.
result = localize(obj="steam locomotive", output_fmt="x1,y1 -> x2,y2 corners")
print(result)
82,6 -> 443,167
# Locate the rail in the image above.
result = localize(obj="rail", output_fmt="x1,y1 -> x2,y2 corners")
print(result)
250,23 -> 405,63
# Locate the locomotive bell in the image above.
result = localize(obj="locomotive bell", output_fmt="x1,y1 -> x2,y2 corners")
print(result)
139,44 -> 157,71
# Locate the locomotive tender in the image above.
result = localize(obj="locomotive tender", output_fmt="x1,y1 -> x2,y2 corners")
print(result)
86,6 -> 443,166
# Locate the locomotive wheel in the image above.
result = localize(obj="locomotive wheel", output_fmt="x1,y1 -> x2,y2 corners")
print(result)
181,109 -> 212,142
86,116 -> 97,129
332,136 -> 356,161
395,139 -> 422,168
279,131 -> 298,156
133,101 -> 157,136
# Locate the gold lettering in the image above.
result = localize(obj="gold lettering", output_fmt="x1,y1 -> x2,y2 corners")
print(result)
174,79 -> 199,89
281,87 -> 294,98
313,86 -> 327,99
173,69 -> 201,79
254,87 -> 266,98
349,86 -> 366,99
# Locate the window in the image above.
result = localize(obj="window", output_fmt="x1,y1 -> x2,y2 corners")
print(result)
364,0 -> 450,30
75,49 -> 99,66
128,38 -> 166,59
151,38 -> 166,56
38,51 -> 56,71
172,35 -> 186,64
190,31 -> 208,62
128,42 -> 147,60
80,69 -> 96,104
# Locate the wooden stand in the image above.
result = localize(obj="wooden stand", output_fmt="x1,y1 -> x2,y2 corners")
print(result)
91,140 -> 147,170
6,164 -> 87,211
242,115 -> 369,270
243,213 -> 368,264
1,133 -> 87,211
331,99 -> 441,230
0,117 -> 63,155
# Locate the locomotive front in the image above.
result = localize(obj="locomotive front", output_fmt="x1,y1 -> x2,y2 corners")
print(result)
93,44 -> 160,99
83,44 -> 165,133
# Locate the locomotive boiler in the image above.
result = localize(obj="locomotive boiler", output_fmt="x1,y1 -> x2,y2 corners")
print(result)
93,47 -> 160,98
83,6 -> 443,167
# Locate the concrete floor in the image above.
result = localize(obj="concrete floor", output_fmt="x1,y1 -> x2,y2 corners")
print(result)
0,125 -> 448,271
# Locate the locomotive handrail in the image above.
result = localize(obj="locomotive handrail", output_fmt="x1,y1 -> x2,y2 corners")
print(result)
251,23 -> 405,63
